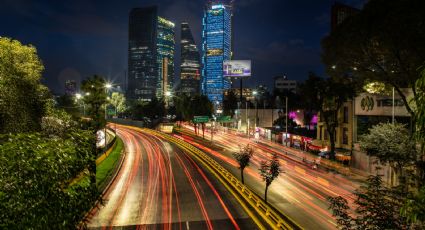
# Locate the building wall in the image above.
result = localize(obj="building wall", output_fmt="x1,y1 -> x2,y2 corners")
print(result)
202,3 -> 232,106
274,76 -> 297,93
316,100 -> 354,150
236,109 -> 280,129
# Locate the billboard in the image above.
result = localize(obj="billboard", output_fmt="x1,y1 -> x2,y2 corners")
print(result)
223,60 -> 251,77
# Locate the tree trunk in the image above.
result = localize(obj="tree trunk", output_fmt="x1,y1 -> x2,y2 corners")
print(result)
241,168 -> 245,184
329,130 -> 336,160
265,185 -> 269,203
202,123 -> 205,139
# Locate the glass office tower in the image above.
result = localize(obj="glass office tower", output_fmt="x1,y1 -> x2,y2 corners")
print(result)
156,17 -> 175,98
128,7 -> 175,101
202,2 -> 232,107
128,7 -> 158,101
180,22 -> 201,96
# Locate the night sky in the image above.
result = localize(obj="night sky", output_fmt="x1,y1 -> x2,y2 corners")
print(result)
1,0 -> 366,94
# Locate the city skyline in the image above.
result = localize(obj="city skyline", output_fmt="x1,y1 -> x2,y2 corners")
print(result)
0,0 -> 367,94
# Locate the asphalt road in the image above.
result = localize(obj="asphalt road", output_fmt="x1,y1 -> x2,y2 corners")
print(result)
87,125 -> 255,229
177,125 -> 361,230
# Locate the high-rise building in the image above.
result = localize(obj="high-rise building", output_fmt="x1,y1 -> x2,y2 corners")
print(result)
331,2 -> 359,31
127,6 -> 175,101
157,17 -> 175,98
202,1 -> 233,108
65,80 -> 77,96
180,22 -> 201,96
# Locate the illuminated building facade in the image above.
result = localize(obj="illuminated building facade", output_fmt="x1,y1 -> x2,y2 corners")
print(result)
180,22 -> 200,96
202,2 -> 232,107
128,7 -> 158,101
127,7 -> 175,101
156,17 -> 175,98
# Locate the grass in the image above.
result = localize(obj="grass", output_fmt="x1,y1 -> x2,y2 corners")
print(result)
96,137 -> 124,189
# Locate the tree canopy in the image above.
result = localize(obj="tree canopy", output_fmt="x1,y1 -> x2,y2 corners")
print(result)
299,73 -> 355,158
0,37 -> 50,133
322,0 -> 425,119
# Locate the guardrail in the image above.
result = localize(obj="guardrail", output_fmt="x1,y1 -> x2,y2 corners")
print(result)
139,128 -> 303,230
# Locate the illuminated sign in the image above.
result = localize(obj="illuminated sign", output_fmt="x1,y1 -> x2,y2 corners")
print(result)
207,49 -> 223,56
212,4 -> 224,9
210,9 -> 223,16
223,60 -> 251,77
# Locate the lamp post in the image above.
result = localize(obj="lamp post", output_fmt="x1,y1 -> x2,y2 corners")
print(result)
253,90 -> 258,129
104,83 -> 112,148
285,96 -> 288,147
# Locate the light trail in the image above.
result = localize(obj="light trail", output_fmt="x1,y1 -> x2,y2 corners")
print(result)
178,124 -> 362,230
87,125 -> 252,229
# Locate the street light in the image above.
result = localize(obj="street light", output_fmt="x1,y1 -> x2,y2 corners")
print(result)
104,83 -> 113,148
253,91 -> 258,129
75,93 -> 85,116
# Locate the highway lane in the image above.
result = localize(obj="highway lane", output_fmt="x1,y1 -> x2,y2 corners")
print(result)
177,125 -> 361,230
87,125 -> 255,229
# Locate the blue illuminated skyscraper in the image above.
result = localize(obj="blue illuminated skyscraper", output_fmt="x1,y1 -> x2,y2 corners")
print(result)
202,1 -> 233,108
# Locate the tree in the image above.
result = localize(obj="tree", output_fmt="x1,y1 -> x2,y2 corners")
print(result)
80,75 -> 107,185
110,92 -> 126,116
81,75 -> 107,131
360,123 -> 418,187
56,94 -> 80,118
174,93 -> 192,121
328,175 -> 410,229
0,131 -> 96,229
322,0 -> 425,122
233,144 -> 254,184
401,186 -> 425,226
0,37 -> 50,134
259,153 -> 282,203
299,73 -> 355,159
223,90 -> 238,117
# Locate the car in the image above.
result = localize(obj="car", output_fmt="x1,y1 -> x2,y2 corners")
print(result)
318,150 -> 331,158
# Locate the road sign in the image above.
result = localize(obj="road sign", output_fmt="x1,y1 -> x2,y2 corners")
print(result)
216,115 -> 231,122
193,116 -> 209,123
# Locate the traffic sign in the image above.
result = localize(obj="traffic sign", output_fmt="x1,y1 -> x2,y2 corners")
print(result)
193,116 -> 209,123
216,115 -> 231,122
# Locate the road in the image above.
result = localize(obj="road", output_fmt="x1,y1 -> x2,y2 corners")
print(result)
177,125 -> 361,230
87,125 -> 255,229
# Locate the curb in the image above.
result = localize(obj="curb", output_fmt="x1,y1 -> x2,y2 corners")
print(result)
78,143 -> 127,229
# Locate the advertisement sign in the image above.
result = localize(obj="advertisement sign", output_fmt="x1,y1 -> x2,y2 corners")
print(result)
223,60 -> 251,77
354,91 -> 412,116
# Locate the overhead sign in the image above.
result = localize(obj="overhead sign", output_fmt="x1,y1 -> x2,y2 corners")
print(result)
223,60 -> 251,78
354,91 -> 412,117
217,115 -> 231,122
193,116 -> 209,123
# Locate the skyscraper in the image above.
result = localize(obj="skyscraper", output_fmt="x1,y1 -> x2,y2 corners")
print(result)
180,22 -> 201,96
157,17 -> 175,98
65,80 -> 76,96
331,2 -> 359,31
202,1 -> 233,108
127,6 -> 175,101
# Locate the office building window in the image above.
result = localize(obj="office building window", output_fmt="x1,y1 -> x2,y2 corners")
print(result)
324,129 -> 328,140
319,126 -> 323,140
343,106 -> 349,123
342,127 -> 348,145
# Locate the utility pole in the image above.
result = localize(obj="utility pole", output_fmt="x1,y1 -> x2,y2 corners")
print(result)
285,96 -> 288,147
